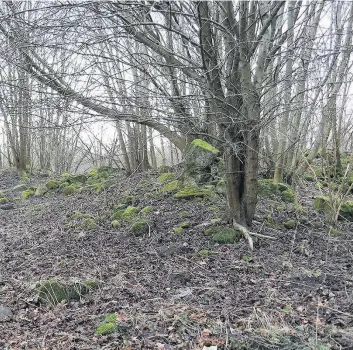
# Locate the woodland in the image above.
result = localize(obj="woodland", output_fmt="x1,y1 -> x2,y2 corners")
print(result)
0,1 -> 353,349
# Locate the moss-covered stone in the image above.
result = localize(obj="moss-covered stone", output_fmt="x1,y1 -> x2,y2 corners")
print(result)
161,180 -> 181,193
212,227 -> 240,244
131,220 -> 149,236
0,197 -> 8,204
174,187 -> 214,200
157,172 -> 176,183
111,220 -> 121,229
62,185 -> 76,196
71,174 -> 87,183
284,220 -> 297,229
179,221 -> 191,228
35,186 -> 48,197
258,179 -> 296,203
45,179 -> 61,190
121,206 -> 138,220
140,206 -> 153,214
180,211 -> 190,218
21,189 -> 34,199
313,196 -> 331,212
191,139 -> 219,153
172,227 -> 183,234
37,279 -> 68,305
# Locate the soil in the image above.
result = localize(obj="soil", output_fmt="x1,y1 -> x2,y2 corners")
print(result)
0,169 -> 353,350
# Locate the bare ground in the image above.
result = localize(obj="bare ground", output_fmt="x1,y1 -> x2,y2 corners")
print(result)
0,170 -> 353,349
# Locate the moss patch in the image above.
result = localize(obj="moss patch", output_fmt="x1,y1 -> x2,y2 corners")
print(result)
174,187 -> 214,200
157,172 -> 176,183
284,220 -> 297,229
131,221 -> 149,236
21,189 -> 35,199
140,206 -> 153,214
204,226 -> 241,244
35,186 -> 48,197
172,227 -> 183,234
339,201 -> 353,221
258,179 -> 296,203
62,185 -> 76,196
180,211 -> 190,218
96,313 -> 117,335
212,227 -> 240,244
161,180 -> 181,193
45,180 -> 61,190
111,220 -> 121,229
191,139 -> 219,153
0,197 -> 8,204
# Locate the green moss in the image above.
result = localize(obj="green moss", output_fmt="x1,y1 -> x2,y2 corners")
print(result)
159,165 -> 173,173
0,197 -> 8,204
111,220 -> 121,229
212,227 -> 240,244
174,187 -> 214,200
95,322 -> 116,335
191,139 -> 219,153
81,218 -> 97,229
157,172 -> 176,183
37,279 -> 68,305
111,210 -> 125,221
62,185 -> 75,196
85,280 -> 99,289
258,179 -> 296,203
131,220 -> 149,236
173,227 -> 183,234
179,221 -> 191,228
161,180 -> 181,193
45,179 -> 61,190
71,174 -> 87,183
140,206 -> 153,214
21,189 -> 34,199
71,211 -> 83,219
103,313 -> 117,323
266,216 -> 283,230
284,220 -> 297,229
180,211 -> 190,218
313,196 -> 331,212
121,206 -> 138,220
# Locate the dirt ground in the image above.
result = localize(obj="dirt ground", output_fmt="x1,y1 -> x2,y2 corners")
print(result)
0,169 -> 353,349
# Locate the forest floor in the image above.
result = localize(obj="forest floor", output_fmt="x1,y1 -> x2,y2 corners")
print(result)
0,169 -> 353,350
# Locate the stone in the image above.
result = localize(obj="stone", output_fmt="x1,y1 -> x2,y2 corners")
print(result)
12,184 -> 28,192
183,139 -> 220,185
0,305 -> 12,319
35,186 -> 48,197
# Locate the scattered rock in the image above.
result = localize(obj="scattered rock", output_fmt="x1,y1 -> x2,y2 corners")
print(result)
0,305 -> 12,319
